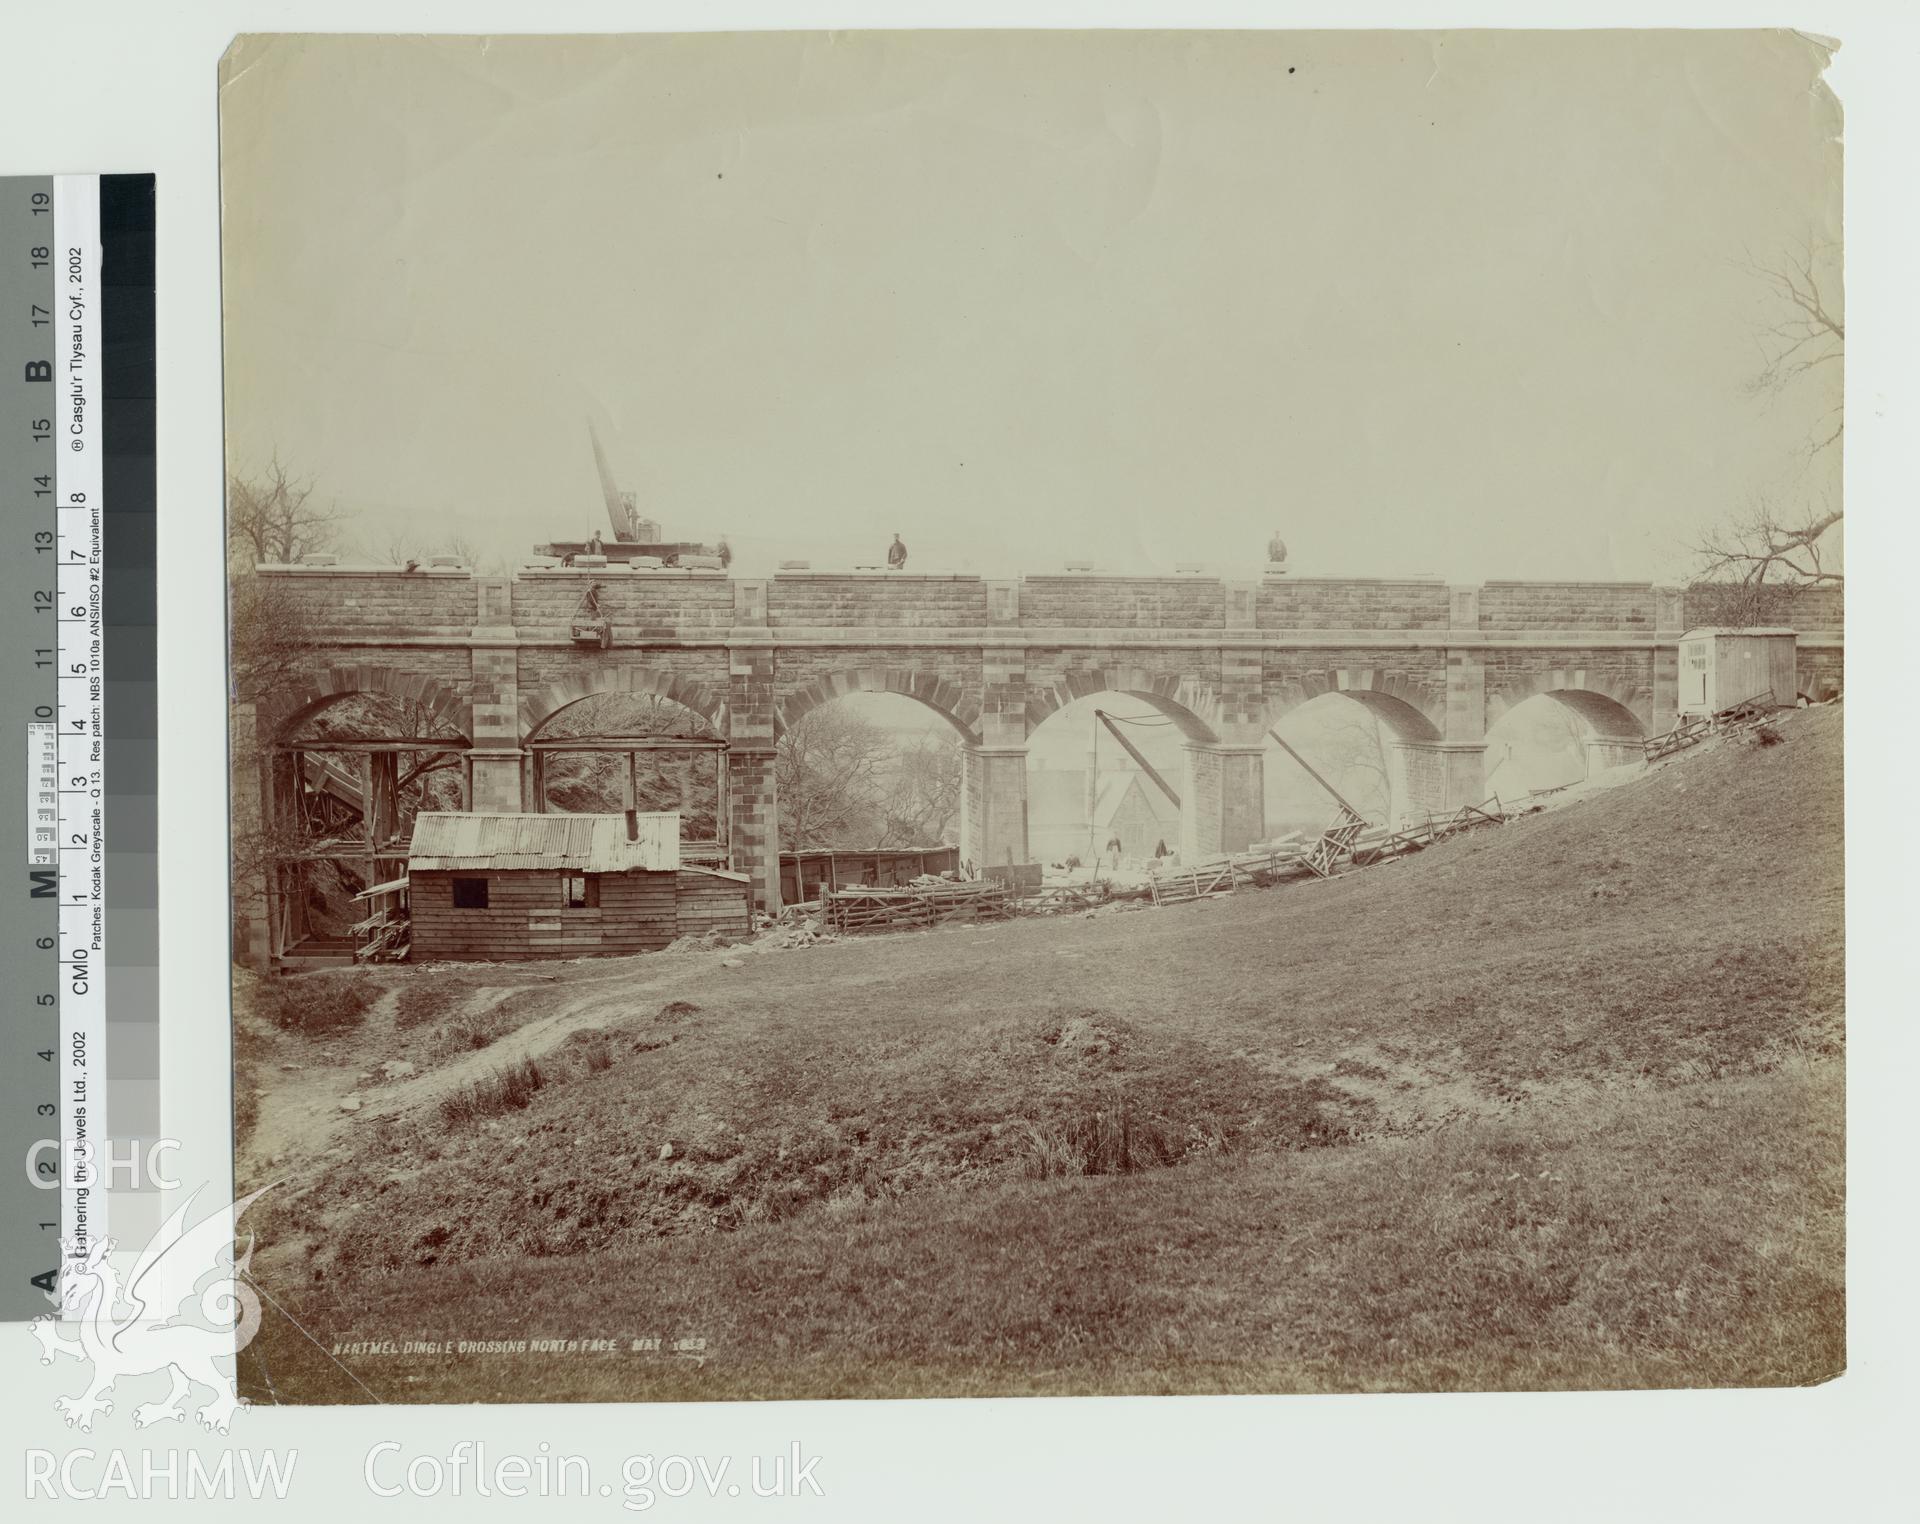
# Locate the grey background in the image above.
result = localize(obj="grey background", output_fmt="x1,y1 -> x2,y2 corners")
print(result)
0,176 -> 62,1319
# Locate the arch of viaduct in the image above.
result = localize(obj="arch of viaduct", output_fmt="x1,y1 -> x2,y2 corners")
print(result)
237,565 -> 1844,924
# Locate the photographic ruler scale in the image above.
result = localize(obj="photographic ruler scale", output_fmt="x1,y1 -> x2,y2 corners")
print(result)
3,175 -> 156,1320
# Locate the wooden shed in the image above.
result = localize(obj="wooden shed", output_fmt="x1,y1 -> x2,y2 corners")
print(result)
778,845 -> 961,905
406,811 -> 750,961
1676,628 -> 1800,718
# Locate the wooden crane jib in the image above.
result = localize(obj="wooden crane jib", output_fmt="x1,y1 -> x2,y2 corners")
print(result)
1092,709 -> 1182,808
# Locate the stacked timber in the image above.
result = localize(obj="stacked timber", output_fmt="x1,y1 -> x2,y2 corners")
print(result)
824,880 -> 1013,933
350,876 -> 412,963
349,908 -> 410,963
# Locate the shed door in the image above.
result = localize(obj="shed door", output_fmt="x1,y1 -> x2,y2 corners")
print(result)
1683,643 -> 1709,709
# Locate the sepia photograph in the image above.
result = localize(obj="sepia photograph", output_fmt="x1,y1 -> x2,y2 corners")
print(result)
219,29 -> 1845,1404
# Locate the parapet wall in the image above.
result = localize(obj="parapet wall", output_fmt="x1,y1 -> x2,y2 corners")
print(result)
260,566 -> 480,638
510,570 -> 736,638
765,572 -> 990,629
1257,579 -> 1452,632
255,566 -> 1844,642
1478,582 -> 1663,632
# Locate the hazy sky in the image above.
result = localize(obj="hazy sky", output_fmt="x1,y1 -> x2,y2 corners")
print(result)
220,30 -> 1841,582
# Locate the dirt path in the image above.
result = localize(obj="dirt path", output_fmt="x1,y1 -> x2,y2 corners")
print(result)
242,988 -> 409,1171
244,949 -> 739,1174
379,951 -> 750,1110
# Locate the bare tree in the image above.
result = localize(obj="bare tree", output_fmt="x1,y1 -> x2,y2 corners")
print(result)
228,458 -> 338,943
376,526 -> 422,566
351,509 -> 495,570
226,455 -> 349,569
1689,494 -> 1842,627
376,526 -> 487,570
1693,496 -> 1842,586
1321,707 -> 1391,819
1739,238 -> 1844,454
1266,704 -> 1394,827
1691,240 -> 1844,610
877,734 -> 963,847
228,459 -> 342,835
776,706 -> 893,849
228,570 -> 323,709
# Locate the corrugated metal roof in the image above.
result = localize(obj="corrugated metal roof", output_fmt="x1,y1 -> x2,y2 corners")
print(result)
407,812 -> 680,873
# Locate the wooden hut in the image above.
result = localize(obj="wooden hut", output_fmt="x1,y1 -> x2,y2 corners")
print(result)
406,811 -> 749,961
1675,628 -> 1800,717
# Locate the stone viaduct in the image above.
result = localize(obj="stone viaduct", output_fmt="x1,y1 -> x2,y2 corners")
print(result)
238,565 -> 1844,922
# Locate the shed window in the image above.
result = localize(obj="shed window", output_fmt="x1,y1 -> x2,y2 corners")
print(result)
451,876 -> 489,909
562,874 -> 598,909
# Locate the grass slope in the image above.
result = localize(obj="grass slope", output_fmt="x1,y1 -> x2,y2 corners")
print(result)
235,706 -> 1844,1401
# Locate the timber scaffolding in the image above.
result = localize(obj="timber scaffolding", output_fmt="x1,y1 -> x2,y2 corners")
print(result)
810,722 -> 1533,932
804,789 -> 1534,932
1642,689 -> 1783,762
1140,721 -> 1508,905
1147,798 -> 1510,907
1142,696 -> 1803,912
749,697 -> 1825,948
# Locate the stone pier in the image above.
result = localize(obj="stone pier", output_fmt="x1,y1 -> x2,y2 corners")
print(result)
242,565 -> 1844,951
